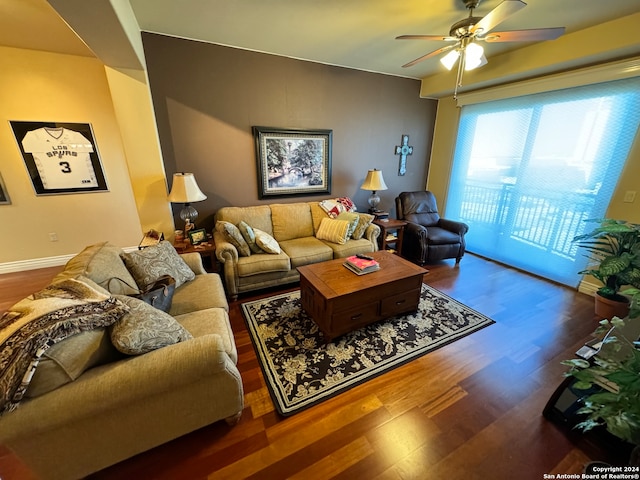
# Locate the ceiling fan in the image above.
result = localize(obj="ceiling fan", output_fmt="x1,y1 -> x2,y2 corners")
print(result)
397,0 -> 565,96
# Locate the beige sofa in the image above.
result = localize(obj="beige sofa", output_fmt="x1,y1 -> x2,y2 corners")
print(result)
0,242 -> 243,480
214,201 -> 380,300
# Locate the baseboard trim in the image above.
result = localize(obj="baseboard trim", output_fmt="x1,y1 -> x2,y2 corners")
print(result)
0,246 -> 140,275
578,280 -> 598,297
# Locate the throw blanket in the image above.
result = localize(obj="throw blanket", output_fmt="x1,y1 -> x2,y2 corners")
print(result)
0,278 -> 129,415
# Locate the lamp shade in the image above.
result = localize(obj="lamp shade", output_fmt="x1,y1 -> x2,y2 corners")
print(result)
168,173 -> 207,203
360,169 -> 388,192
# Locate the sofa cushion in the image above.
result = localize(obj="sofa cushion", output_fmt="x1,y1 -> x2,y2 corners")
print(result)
352,213 -> 375,240
170,273 -> 229,316
215,221 -> 251,257
53,242 -> 139,295
271,203 -> 314,241
316,218 -> 351,245
236,251 -> 291,276
238,221 -> 263,254
175,308 -> 238,364
25,328 -> 124,398
110,296 -> 193,355
309,202 -> 330,233
320,237 -> 375,258
216,205 -> 274,235
279,237 -> 333,268
253,228 -> 281,254
121,241 -> 195,289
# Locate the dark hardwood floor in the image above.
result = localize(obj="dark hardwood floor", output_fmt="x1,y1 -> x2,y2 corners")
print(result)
0,254 -> 610,479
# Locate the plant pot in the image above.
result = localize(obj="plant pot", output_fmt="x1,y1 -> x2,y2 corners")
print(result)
595,292 -> 630,320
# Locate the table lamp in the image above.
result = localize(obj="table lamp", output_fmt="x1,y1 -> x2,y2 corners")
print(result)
168,173 -> 207,228
360,169 -> 388,213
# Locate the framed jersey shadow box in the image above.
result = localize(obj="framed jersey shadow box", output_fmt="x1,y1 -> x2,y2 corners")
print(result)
10,121 -> 109,195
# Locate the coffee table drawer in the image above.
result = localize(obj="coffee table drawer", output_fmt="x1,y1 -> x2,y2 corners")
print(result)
380,288 -> 421,317
331,301 -> 379,334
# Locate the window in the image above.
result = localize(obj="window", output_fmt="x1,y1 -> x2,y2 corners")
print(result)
446,77 -> 640,286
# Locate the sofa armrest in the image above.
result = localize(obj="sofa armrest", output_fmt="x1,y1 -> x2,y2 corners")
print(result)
363,223 -> 381,251
213,231 -> 238,264
438,218 -> 469,236
0,334 -> 239,437
179,252 -> 207,275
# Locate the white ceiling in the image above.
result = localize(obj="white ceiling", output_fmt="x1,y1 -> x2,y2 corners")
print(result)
1,0 -> 639,80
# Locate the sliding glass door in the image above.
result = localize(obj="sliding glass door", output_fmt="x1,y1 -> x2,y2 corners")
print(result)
446,77 -> 640,287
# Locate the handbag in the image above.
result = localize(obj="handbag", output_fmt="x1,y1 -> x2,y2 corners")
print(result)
130,275 -> 176,313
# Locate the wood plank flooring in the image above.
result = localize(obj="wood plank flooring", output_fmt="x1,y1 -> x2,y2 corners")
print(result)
0,254 -> 610,479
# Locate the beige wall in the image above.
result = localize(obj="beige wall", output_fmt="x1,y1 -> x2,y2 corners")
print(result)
142,34 -> 438,232
104,67 -> 174,236
0,46 -> 142,265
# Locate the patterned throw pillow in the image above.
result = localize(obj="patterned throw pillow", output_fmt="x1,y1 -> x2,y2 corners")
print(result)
253,228 -> 281,254
216,220 -> 251,257
336,212 -> 359,237
121,241 -> 195,289
238,221 -> 263,254
316,218 -> 351,245
352,213 -> 375,240
110,296 -> 193,355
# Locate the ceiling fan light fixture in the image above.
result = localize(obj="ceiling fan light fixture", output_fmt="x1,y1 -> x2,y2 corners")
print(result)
464,42 -> 485,70
440,49 -> 460,70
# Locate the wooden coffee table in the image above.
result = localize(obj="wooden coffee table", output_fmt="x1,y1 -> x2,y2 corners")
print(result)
297,251 -> 427,342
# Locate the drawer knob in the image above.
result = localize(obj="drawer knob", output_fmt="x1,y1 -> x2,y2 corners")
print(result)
351,313 -> 363,320
396,299 -> 406,305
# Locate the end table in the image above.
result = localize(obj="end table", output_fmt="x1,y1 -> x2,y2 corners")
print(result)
173,240 -> 218,273
373,218 -> 407,255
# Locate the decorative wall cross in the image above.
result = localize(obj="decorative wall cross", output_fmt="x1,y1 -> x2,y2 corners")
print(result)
395,134 -> 413,176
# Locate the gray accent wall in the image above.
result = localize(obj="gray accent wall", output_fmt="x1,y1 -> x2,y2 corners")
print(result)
142,32 -> 437,231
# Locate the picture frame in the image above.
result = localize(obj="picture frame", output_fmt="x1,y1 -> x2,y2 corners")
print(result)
253,126 -> 332,199
9,121 -> 109,196
0,172 -> 10,205
188,228 -> 207,245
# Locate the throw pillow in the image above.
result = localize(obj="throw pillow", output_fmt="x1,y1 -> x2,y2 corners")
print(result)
120,241 -> 195,289
110,296 -> 193,355
238,221 -> 263,254
25,327 -> 124,398
316,218 -> 351,245
216,220 -> 251,257
336,212 -> 360,237
352,213 -> 375,240
53,242 -> 139,295
253,228 -> 281,254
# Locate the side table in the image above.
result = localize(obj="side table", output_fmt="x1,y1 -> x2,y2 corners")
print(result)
173,241 -> 218,273
373,218 -> 407,255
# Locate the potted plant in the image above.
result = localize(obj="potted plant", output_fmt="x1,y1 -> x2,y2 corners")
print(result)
573,218 -> 640,319
561,288 -> 640,464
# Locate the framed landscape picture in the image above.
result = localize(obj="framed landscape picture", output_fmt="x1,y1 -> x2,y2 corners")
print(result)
10,121 -> 109,196
253,126 -> 332,199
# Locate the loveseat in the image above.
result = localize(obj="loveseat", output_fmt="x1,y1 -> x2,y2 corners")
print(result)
214,200 -> 380,300
0,241 -> 243,480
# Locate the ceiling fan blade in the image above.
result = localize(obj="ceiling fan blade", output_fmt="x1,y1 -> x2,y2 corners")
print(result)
470,0 -> 527,36
402,44 -> 458,68
483,27 -> 565,42
396,34 -> 457,42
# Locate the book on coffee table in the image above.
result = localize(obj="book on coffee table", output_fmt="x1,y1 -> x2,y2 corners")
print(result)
344,255 -> 380,275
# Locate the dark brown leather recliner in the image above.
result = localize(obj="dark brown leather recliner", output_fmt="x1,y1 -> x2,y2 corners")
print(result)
395,191 -> 469,265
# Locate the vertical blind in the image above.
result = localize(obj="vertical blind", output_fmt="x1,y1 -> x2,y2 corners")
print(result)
446,77 -> 640,287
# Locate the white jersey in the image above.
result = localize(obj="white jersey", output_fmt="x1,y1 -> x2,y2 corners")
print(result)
22,127 -> 98,190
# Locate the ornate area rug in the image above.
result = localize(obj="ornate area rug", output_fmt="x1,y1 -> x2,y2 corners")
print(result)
241,283 -> 495,416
